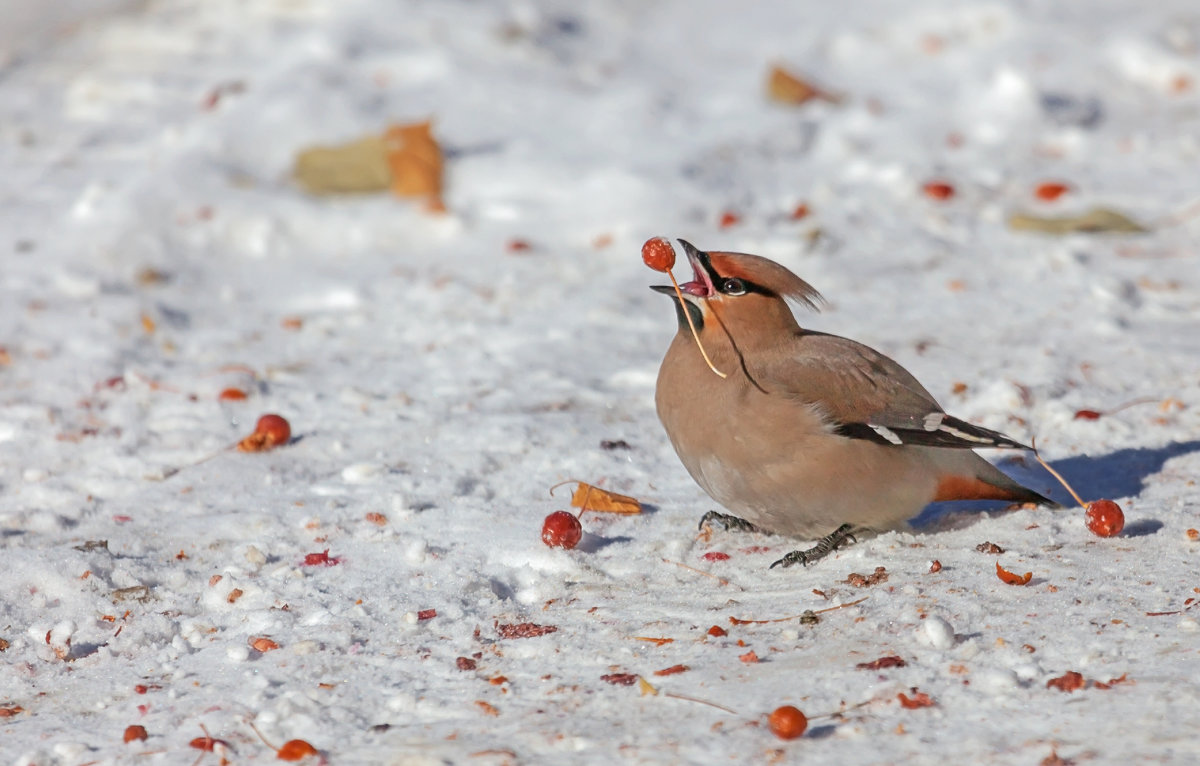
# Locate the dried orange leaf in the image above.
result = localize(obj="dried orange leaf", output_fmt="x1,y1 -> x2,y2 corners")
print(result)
766,65 -> 838,106
996,561 -> 1032,585
570,482 -> 641,514
383,120 -> 445,210
653,664 -> 689,676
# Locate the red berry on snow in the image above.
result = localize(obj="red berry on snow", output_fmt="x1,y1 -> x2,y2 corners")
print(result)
767,705 -> 808,740
1085,499 -> 1124,537
255,414 -> 291,445
541,511 -> 582,549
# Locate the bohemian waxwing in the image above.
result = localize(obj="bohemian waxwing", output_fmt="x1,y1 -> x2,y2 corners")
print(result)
652,240 -> 1056,568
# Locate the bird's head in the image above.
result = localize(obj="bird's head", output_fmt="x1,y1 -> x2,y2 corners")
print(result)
651,240 -> 823,335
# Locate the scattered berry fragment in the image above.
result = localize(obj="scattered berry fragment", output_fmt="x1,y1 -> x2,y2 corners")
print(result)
276,739 -> 319,761
767,705 -> 808,740
1085,499 -> 1124,537
996,561 -> 1032,585
218,387 -> 248,401
922,180 -> 955,200
1046,670 -> 1086,693
303,549 -> 340,566
718,210 -> 742,228
250,637 -> 280,652
123,725 -> 148,743
641,237 -> 676,272
897,690 -> 936,709
238,413 -> 292,452
541,510 -> 582,549
1034,181 -> 1071,202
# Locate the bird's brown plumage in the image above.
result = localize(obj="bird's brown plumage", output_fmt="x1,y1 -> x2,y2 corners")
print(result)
653,241 -> 1053,540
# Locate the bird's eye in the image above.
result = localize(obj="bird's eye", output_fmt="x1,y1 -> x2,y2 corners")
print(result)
720,278 -> 747,296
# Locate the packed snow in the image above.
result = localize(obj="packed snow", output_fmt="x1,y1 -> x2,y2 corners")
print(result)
2,1 -> 1200,763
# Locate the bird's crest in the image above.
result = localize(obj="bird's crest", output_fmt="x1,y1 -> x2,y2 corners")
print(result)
706,251 -> 824,312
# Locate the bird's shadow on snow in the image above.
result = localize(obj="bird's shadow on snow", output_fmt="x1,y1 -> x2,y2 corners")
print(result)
911,439 -> 1200,532
576,532 -> 634,553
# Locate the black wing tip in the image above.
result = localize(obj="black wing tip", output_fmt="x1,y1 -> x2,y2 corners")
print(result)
834,415 -> 1035,451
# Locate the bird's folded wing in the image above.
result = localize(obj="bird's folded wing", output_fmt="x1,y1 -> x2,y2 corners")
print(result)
755,332 -> 1030,450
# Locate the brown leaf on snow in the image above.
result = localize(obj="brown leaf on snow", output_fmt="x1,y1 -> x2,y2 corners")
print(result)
1046,670 -> 1086,693
975,541 -> 1005,554
294,135 -> 392,194
293,119 -> 446,212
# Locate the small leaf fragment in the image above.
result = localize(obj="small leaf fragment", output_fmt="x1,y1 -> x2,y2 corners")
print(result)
766,65 -> 838,106
1008,207 -> 1149,235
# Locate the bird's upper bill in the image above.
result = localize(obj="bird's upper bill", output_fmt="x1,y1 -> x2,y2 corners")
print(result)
651,239 -> 717,299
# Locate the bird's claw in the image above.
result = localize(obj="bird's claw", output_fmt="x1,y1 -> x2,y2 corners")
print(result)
769,523 -> 858,569
697,511 -> 762,534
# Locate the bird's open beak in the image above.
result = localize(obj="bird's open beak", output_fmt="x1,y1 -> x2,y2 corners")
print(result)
650,239 -> 717,299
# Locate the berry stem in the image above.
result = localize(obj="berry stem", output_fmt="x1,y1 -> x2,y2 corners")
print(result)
1032,448 -> 1086,507
667,270 -> 727,379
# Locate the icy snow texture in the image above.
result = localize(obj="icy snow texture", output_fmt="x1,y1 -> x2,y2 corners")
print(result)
2,0 -> 1200,764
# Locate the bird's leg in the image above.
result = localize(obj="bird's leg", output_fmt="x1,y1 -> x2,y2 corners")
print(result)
697,510 -> 763,534
769,523 -> 858,569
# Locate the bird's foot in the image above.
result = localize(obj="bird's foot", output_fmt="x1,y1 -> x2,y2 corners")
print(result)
769,523 -> 858,569
697,511 -> 763,534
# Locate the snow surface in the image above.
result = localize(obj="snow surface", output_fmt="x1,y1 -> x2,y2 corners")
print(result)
2,1 -> 1200,764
